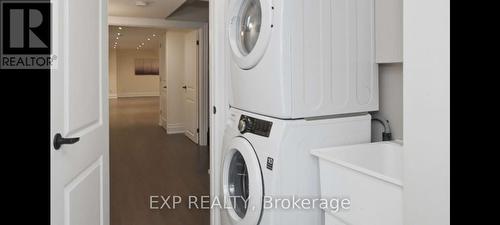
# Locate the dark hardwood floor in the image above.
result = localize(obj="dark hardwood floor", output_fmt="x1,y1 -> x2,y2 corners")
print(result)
110,97 -> 210,225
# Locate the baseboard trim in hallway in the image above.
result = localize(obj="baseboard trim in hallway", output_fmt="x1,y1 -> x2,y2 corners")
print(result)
167,123 -> 185,134
117,92 -> 160,98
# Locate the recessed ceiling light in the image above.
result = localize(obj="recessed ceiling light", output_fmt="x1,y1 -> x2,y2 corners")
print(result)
118,27 -> 122,30
116,37 -> 119,40
117,33 -> 121,36
135,1 -> 148,6
147,38 -> 151,41
152,34 -> 156,37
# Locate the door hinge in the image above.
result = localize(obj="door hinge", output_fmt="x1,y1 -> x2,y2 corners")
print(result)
196,40 -> 199,45
213,106 -> 216,114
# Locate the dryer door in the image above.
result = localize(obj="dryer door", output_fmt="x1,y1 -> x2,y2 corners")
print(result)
228,0 -> 273,69
222,137 -> 264,225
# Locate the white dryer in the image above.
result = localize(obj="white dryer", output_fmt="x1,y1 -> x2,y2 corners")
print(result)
220,108 -> 371,225
227,0 -> 378,119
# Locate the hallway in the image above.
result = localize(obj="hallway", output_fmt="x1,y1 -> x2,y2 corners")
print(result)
110,97 -> 210,225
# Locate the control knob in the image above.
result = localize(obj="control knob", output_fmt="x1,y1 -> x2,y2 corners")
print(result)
238,117 -> 251,133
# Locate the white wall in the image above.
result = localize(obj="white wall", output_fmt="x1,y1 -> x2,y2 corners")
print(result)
109,48 -> 118,98
164,30 -> 187,133
371,63 -> 403,141
375,0 -> 403,63
116,49 -> 160,97
209,0 -> 230,224
403,0 -> 450,224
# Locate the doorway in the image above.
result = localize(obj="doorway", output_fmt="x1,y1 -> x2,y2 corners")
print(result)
108,26 -> 210,225
158,27 -> 209,146
50,1 -> 213,225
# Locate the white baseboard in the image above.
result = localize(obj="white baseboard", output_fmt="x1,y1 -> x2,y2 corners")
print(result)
117,92 -> 160,98
160,117 -> 167,129
109,94 -> 118,99
167,123 -> 185,134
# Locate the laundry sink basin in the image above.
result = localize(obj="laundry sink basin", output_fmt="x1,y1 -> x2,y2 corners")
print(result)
311,141 -> 403,225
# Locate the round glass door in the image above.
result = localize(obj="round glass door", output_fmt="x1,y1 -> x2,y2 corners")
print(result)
236,0 -> 262,56
222,137 -> 264,225
228,0 -> 272,69
228,151 -> 250,218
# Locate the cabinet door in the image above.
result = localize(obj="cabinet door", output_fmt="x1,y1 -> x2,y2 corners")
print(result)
376,0 -> 403,63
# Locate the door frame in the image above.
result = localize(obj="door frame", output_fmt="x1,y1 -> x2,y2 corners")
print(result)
198,24 -> 209,146
209,0 -> 229,225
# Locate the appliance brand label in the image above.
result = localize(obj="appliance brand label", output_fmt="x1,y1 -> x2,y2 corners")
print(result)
266,157 -> 274,171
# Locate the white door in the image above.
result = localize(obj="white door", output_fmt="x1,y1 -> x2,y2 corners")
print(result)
184,30 -> 199,144
50,0 -> 109,225
160,77 -> 168,129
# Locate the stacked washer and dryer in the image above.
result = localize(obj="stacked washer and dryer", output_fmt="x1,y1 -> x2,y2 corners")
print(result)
221,0 -> 378,225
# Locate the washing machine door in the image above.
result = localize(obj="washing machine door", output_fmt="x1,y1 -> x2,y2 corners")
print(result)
222,137 -> 264,225
228,0 -> 273,70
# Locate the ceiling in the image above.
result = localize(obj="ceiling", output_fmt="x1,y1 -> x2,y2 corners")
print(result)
109,26 -> 165,50
167,0 -> 209,22
108,0 -> 186,18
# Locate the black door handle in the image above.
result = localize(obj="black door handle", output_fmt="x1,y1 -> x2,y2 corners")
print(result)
53,133 -> 80,150
182,86 -> 187,89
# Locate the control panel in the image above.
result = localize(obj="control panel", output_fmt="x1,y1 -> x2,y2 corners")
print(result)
238,115 -> 273,137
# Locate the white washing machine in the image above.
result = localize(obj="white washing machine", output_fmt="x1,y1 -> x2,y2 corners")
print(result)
227,0 -> 378,119
220,108 -> 371,225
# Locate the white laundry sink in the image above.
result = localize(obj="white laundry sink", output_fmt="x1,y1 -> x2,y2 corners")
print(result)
311,141 -> 403,225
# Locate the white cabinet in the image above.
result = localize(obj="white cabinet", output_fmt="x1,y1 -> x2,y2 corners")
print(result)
376,0 -> 403,63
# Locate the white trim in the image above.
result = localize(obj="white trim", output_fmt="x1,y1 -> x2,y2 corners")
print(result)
117,92 -> 160,98
166,123 -> 185,134
160,116 -> 167,129
403,0 -> 450,224
209,0 -> 228,224
198,24 -> 210,147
